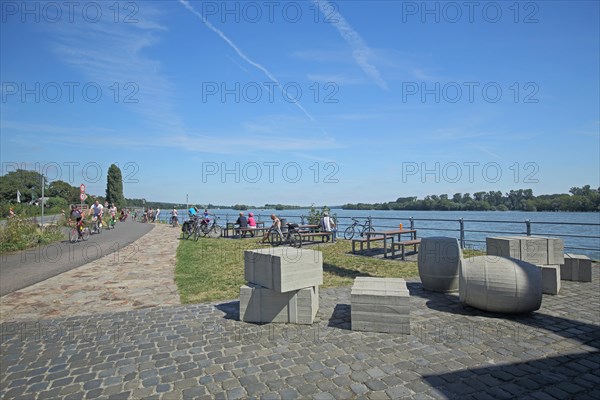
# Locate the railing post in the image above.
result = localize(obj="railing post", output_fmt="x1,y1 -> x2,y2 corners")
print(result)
459,218 -> 465,249
409,217 -> 414,230
525,219 -> 531,236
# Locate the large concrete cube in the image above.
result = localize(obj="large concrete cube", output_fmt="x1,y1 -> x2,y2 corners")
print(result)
351,277 -> 410,334
537,265 -> 561,295
239,283 -> 318,324
244,247 -> 323,293
561,253 -> 592,282
486,236 -> 564,265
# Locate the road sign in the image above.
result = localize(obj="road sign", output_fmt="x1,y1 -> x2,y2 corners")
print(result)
80,193 -> 87,201
80,184 -> 86,193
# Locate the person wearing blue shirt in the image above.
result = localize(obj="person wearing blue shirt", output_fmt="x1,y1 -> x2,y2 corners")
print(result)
188,206 -> 198,218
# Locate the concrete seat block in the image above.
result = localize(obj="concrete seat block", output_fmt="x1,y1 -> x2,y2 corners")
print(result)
351,277 -> 410,334
239,283 -> 318,325
537,264 -> 561,295
244,247 -> 323,293
486,236 -> 564,265
561,253 -> 592,282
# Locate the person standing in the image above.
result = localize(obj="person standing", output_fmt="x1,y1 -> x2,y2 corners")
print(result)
321,212 -> 337,242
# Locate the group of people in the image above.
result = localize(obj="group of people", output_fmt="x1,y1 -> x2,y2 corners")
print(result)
233,211 -> 337,242
234,211 -> 258,237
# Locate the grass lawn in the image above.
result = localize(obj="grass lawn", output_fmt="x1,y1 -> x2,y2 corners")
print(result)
175,238 -> 433,304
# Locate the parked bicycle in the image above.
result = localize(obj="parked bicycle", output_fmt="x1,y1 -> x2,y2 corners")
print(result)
69,219 -> 90,243
182,215 -> 223,240
266,223 -> 302,248
343,217 -> 374,240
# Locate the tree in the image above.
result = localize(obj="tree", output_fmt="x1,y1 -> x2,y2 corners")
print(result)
48,180 -> 79,204
106,164 -> 126,207
0,169 -> 45,204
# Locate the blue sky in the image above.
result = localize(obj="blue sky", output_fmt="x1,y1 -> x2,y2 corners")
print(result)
1,0 -> 598,206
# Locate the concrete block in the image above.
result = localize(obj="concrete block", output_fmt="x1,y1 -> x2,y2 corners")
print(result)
244,247 -> 323,293
239,283 -> 318,325
351,277 -> 410,334
537,264 -> 561,295
486,236 -> 564,265
561,253 -> 592,282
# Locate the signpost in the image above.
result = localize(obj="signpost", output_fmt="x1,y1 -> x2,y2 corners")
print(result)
80,184 -> 86,208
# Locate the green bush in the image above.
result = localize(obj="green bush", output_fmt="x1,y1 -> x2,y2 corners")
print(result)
0,215 -> 65,254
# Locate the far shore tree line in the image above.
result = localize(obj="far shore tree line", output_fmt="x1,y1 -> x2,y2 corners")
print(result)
342,186 -> 600,212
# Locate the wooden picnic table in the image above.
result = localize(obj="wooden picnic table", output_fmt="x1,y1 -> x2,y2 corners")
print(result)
366,229 -> 417,258
298,224 -> 320,232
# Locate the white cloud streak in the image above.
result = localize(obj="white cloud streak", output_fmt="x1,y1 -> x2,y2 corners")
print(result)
313,0 -> 389,91
178,0 -> 319,124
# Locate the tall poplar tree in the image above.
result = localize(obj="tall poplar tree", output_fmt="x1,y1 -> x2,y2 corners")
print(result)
106,164 -> 126,207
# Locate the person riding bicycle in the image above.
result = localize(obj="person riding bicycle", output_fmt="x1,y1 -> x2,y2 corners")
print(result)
70,205 -> 84,236
109,203 -> 117,220
89,200 -> 103,227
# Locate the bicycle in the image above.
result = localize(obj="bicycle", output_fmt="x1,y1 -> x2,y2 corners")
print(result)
198,216 -> 222,239
69,219 -> 90,243
181,217 -> 196,240
266,223 -> 302,248
90,216 -> 103,234
343,217 -> 374,240
107,214 -> 117,229
170,215 -> 179,227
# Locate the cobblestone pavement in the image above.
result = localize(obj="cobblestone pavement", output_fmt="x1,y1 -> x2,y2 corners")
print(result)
0,224 -> 180,323
1,262 -> 598,399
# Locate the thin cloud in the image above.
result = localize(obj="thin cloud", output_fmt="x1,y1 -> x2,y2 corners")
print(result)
313,0 -> 389,91
179,0 -> 318,124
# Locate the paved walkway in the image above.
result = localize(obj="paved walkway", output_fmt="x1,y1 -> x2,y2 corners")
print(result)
0,224 -> 180,323
1,221 -> 154,296
1,248 -> 598,399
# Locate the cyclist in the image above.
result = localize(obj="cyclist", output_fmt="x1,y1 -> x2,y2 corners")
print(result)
89,200 -> 104,228
70,205 -> 84,237
109,203 -> 117,227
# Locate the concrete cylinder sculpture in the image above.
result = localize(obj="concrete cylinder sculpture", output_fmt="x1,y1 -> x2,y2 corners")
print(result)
459,256 -> 542,314
417,237 -> 462,292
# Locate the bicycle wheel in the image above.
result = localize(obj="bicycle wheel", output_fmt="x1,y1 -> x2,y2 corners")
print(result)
360,226 -> 375,237
81,228 -> 90,241
208,225 -> 222,238
267,231 -> 282,246
69,228 -> 79,243
344,226 -> 355,240
289,232 -> 302,248
193,225 -> 202,241
181,222 -> 192,240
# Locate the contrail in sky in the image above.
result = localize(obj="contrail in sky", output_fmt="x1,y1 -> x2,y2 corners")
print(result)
313,0 -> 389,91
179,0 -> 318,123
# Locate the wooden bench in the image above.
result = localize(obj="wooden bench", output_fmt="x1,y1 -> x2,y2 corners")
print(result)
298,231 -> 334,244
351,236 -> 386,254
234,227 -> 270,238
391,239 -> 421,260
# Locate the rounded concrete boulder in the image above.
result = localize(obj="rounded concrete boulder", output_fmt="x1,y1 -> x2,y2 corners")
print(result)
417,237 -> 462,292
459,256 -> 542,314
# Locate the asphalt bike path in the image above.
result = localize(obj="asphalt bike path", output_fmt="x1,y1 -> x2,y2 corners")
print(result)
0,221 -> 154,296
